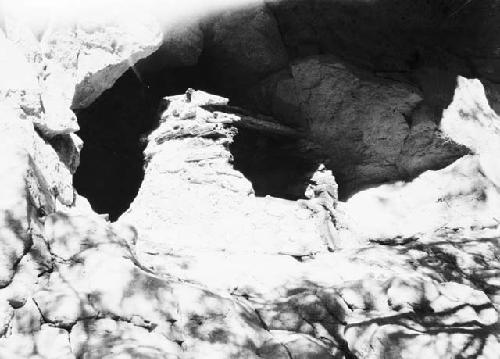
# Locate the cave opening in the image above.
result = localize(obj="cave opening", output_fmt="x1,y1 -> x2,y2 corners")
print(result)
72,0 -> 497,220
228,127 -> 322,200
73,58 -> 324,221
72,49 -> 467,221
73,56 -> 211,221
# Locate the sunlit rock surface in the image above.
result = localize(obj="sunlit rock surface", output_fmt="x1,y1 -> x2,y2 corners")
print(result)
344,77 -> 500,240
1,1 -> 500,358
2,1 -> 163,136
119,91 -> 339,256
442,77 -> 500,188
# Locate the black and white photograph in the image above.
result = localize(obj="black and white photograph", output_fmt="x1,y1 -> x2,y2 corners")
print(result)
0,0 -> 499,357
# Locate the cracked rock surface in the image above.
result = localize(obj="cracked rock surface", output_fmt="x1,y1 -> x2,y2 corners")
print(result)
1,83 -> 500,357
1,2 -> 500,358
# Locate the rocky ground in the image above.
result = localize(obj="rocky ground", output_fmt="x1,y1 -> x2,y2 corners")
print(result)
1,1 -> 500,358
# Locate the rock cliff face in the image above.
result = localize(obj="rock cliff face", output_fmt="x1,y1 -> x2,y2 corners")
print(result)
1,1 -> 500,358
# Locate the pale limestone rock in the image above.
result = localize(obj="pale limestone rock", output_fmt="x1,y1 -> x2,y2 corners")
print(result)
431,282 -> 498,326
345,322 -> 499,359
36,65 -> 80,136
70,318 -> 179,359
0,34 -> 43,123
339,245 -> 500,358
1,3 -> 500,356
343,155 -> 500,239
1,242 -> 51,317
344,77 -> 500,240
270,331 -> 335,359
442,76 -> 500,188
36,325 -> 74,359
119,91 -> 334,256
72,11 -> 163,109
387,277 -> 440,311
111,90 -> 498,358
43,212 -> 136,262
29,210 -> 288,358
11,299 -> 43,335
35,20 -> 79,135
2,13 -> 43,65
0,298 -> 14,337
0,320 -> 74,359
0,106 -> 32,288
31,130 -> 75,207
1,18 -> 77,137
3,3 -> 163,137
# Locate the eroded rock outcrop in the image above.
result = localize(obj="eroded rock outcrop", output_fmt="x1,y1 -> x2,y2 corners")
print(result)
119,91 -> 339,255
2,1 -> 162,137
1,84 -> 500,358
117,91 -> 497,358
442,76 -> 500,188
249,56 -> 469,196
343,77 -> 500,240
1,1 -> 500,358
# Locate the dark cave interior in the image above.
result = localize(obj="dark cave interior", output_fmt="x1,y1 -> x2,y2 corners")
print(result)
72,0 -> 500,220
73,58 -> 322,220
229,128 -> 322,200
72,51 -> 319,220
73,69 -> 155,221
73,61 -> 211,221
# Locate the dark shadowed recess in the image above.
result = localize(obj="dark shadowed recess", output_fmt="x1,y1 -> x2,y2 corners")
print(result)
73,59 -> 210,221
204,0 -> 500,111
74,0 -> 500,219
196,0 -> 498,200
229,127 -> 322,200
